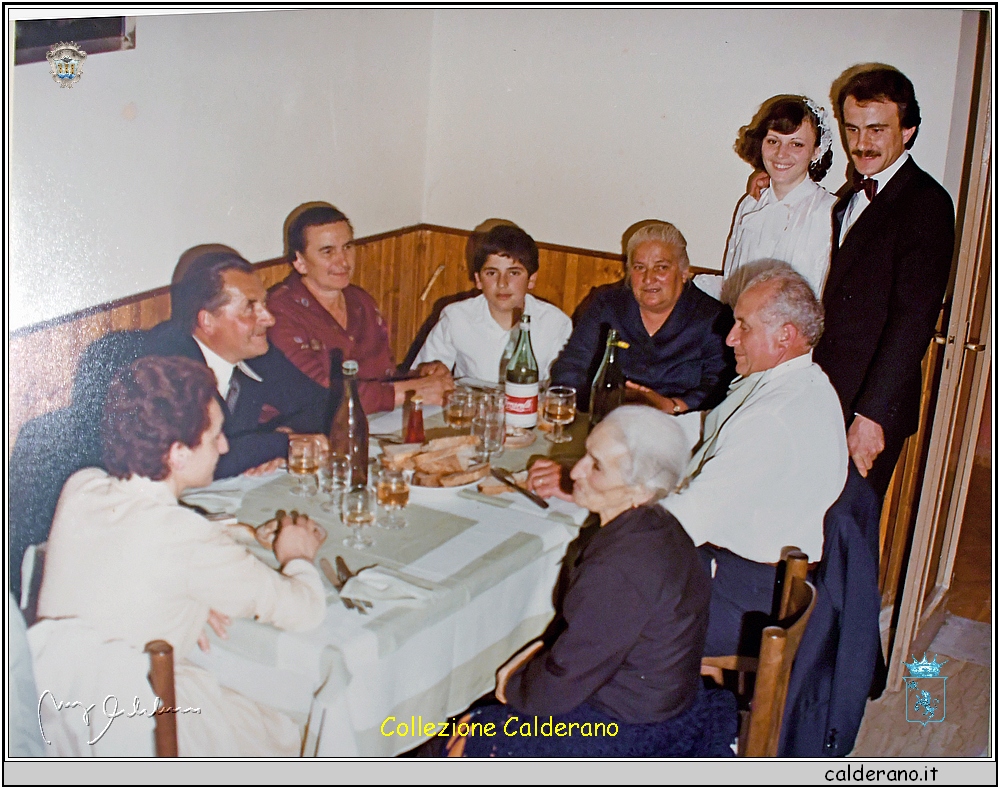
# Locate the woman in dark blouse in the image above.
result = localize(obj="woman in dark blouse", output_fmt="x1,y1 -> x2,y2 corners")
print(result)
451,406 -> 735,757
550,221 -> 734,414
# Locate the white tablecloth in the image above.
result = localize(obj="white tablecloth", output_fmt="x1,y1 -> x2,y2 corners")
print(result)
186,407 -> 587,756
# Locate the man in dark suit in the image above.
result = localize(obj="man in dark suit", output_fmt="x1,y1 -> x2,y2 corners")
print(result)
145,249 -> 335,479
814,67 -> 955,499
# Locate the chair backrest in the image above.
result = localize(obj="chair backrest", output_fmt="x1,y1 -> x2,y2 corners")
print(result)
742,576 -> 817,757
144,640 -> 178,757
19,542 -> 47,627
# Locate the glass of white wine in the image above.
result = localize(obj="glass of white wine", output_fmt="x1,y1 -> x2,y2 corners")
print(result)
288,435 -> 319,496
542,386 -> 577,444
376,467 -> 410,529
341,486 -> 376,550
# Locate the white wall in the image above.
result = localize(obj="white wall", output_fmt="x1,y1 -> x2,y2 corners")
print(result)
10,7 -> 970,330
9,9 -> 434,330
423,7 -> 966,268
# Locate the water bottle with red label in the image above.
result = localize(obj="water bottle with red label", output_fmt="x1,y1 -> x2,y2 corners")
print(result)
504,313 -> 539,430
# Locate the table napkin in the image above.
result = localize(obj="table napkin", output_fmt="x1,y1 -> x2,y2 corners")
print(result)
457,488 -> 590,526
340,567 -> 436,604
181,469 -> 284,515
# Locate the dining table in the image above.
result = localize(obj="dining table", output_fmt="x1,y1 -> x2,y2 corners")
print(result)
183,404 -> 590,757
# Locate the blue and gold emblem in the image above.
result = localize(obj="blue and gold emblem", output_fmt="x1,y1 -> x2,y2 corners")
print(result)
902,654 -> 948,726
46,42 -> 87,88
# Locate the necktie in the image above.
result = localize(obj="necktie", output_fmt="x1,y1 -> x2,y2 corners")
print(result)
675,370 -> 768,491
225,375 -> 240,411
852,172 -> 878,201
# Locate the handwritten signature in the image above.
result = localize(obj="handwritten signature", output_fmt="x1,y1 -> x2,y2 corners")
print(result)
38,690 -> 201,746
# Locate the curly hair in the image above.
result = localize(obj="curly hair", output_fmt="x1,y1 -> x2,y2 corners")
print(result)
734,95 -> 833,182
102,356 -> 219,480
472,224 -> 539,276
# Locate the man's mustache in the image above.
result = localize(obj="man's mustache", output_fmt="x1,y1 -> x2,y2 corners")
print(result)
851,149 -> 880,159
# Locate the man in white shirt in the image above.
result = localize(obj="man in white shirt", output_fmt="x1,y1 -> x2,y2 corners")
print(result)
664,264 -> 847,656
411,225 -> 572,383
527,263 -> 847,657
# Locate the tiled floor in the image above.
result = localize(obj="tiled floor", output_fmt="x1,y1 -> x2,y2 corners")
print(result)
850,460 -> 993,757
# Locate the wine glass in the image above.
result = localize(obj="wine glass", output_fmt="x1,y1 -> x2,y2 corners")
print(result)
288,435 -> 319,496
443,388 -> 475,432
543,386 -> 577,444
321,453 -> 350,512
376,467 -> 410,529
341,486 -> 376,550
472,412 -> 505,463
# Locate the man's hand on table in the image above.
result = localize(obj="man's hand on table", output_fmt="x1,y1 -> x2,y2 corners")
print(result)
392,369 -> 455,407
415,360 -> 451,378
526,458 -> 575,503
273,511 -> 327,567
847,414 -> 885,478
197,608 -> 231,652
624,381 -> 689,414
495,640 -> 544,704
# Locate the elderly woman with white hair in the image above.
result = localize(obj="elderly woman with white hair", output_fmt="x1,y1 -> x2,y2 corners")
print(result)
449,407 -> 735,758
550,221 -> 734,415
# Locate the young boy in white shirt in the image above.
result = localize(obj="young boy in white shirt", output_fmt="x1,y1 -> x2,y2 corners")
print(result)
412,225 -> 572,383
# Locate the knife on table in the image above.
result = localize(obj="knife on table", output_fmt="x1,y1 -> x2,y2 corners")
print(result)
490,468 -> 549,509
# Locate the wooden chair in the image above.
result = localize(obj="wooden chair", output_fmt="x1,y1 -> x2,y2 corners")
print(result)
701,549 -> 817,757
144,640 -> 179,757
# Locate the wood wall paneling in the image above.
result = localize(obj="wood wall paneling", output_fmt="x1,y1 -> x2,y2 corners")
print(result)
8,225 -> 625,447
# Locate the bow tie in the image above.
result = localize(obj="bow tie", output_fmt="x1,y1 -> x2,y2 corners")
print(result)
852,172 -> 878,200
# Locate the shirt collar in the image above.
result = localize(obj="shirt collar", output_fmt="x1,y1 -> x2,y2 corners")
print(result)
766,350 -> 814,381
870,150 -> 910,190
193,337 -> 262,395
761,177 -> 818,208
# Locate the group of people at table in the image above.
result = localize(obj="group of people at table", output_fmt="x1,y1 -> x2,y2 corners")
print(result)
18,66 -> 956,758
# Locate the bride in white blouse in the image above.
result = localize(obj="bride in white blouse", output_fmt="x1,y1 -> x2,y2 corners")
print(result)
695,95 -> 836,302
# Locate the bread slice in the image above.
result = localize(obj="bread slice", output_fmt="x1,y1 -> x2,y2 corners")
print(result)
414,471 -> 442,487
422,434 -> 479,452
440,463 -> 489,487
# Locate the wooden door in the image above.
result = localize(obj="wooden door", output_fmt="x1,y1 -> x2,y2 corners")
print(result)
886,14 -> 993,690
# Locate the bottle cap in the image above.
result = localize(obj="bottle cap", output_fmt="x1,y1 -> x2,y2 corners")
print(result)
342,360 -> 359,375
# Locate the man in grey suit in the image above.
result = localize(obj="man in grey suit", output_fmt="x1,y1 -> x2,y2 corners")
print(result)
814,67 -> 956,498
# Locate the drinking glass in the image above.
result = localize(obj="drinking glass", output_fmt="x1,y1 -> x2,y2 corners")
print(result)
341,486 -> 376,550
321,453 -> 350,512
472,413 -> 506,463
288,435 -> 319,496
376,467 -> 410,529
543,386 -> 577,444
443,388 -> 475,432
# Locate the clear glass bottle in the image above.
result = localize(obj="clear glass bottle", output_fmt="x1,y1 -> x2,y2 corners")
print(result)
329,359 -> 369,488
504,314 -> 539,429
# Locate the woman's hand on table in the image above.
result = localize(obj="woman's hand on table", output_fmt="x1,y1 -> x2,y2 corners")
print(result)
243,457 -> 286,477
624,381 -> 689,414
273,511 -> 327,567
526,458 -> 574,502
495,640 -> 544,704
197,608 -> 231,652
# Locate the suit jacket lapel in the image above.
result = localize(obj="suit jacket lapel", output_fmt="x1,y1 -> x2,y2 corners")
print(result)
827,159 -> 919,295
